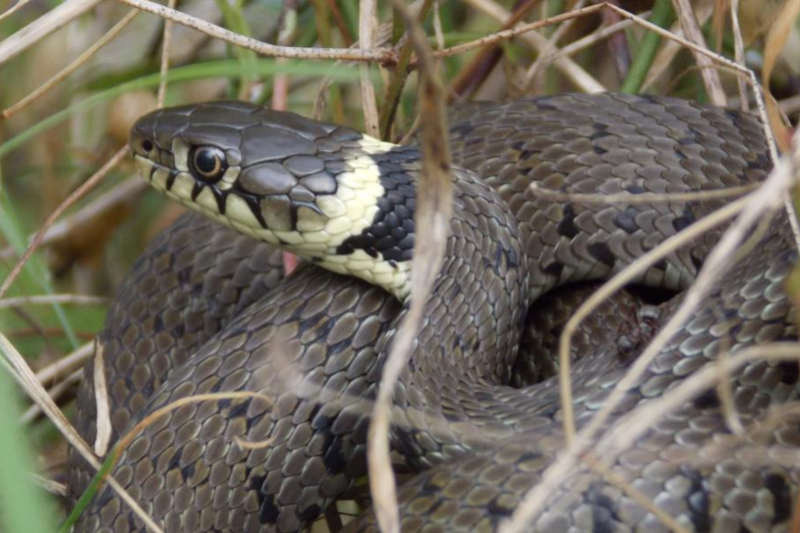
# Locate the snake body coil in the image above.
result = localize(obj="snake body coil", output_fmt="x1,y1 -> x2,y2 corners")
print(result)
68,94 -> 800,532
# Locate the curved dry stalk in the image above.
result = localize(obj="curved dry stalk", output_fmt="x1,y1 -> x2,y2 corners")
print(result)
523,0 -> 587,89
92,340 -> 111,456
33,475 -> 67,497
0,0 -> 32,23
457,0 -> 606,93
502,342 -> 800,533
0,294 -> 107,309
156,0 -> 177,108
20,368 -> 82,424
599,344 -> 800,459
545,15 -> 639,66
366,1 -> 453,531
0,0 -> 103,65
582,134 -> 797,442
312,0 -> 426,120
731,0 -> 750,112
358,0 -> 380,137
583,452 -> 692,533
529,181 -> 758,204
762,0 -> 800,154
113,391 -> 273,454
640,2 -> 713,92
0,333 -> 163,533
671,0 -> 725,105
35,341 -> 93,386
1,9 -> 140,119
501,129 -> 800,533
115,0 -> 395,63
556,193 -> 751,443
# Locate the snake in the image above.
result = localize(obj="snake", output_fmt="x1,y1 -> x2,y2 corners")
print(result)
66,93 -> 800,532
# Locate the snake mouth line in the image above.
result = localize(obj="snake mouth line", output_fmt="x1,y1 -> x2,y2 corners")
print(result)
135,153 -> 277,232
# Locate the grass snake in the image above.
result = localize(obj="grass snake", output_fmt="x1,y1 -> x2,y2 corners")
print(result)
66,93 -> 800,532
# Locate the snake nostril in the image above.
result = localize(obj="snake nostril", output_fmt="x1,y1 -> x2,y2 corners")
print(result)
142,140 -> 154,153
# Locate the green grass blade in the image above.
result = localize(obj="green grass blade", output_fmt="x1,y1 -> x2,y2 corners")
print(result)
0,186 -> 80,349
620,0 -> 675,94
0,353 -> 57,533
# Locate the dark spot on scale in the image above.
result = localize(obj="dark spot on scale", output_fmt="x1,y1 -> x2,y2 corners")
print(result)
487,497 -> 514,518
166,448 -> 183,471
474,390 -> 494,402
590,123 -> 610,140
753,152 -> 772,171
682,467 -> 712,532
389,259 -> 398,269
778,361 -> 800,385
625,184 -> 646,194
516,451 -> 542,463
96,487 -> 115,508
557,205 -> 579,238
613,208 -> 639,234
227,400 -> 249,420
311,411 -> 333,431
586,486 -> 618,533
543,262 -> 564,277
724,109 -> 741,122
298,503 -> 322,523
248,473 -> 267,507
420,482 -> 441,496
180,462 -> 195,481
427,499 -> 444,515
450,122 -> 477,137
245,412 -> 266,431
259,494 -> 280,524
673,211 -> 696,232
534,100 -> 557,110
693,388 -> 720,408
587,242 -> 615,268
765,473 -> 792,524
323,435 -> 347,474
690,252 -> 704,272
653,259 -> 668,272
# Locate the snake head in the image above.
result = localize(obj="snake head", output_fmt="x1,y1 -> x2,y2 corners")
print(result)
130,101 -> 415,298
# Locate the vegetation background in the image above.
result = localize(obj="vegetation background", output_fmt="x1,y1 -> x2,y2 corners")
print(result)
0,0 -> 798,531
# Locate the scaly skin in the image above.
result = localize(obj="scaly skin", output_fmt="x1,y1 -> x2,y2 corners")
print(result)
69,94 -> 798,532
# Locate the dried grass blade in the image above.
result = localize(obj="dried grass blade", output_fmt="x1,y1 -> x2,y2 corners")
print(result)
367,0 -> 453,530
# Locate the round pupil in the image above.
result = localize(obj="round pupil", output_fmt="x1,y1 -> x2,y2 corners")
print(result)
196,149 -> 220,174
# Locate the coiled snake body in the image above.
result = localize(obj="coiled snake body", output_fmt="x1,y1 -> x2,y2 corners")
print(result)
68,94 -> 800,532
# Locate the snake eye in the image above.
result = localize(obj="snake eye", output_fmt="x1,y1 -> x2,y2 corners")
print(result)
189,146 -> 227,183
